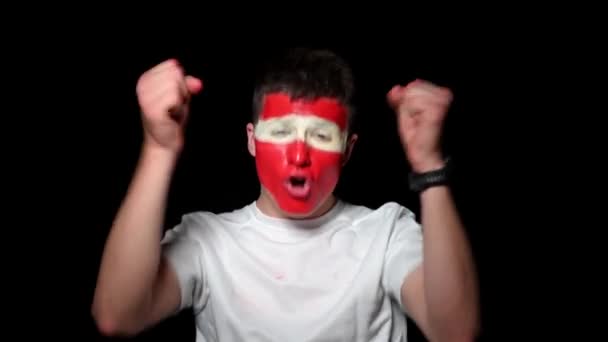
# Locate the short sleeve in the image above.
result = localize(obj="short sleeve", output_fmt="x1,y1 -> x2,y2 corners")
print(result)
382,206 -> 424,311
161,215 -> 208,314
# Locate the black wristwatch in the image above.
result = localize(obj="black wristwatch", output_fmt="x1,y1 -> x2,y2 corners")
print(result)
408,158 -> 451,192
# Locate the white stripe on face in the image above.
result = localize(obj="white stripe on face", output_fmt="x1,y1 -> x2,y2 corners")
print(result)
254,114 -> 347,153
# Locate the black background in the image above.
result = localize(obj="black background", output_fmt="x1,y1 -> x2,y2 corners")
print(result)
32,43 -> 559,341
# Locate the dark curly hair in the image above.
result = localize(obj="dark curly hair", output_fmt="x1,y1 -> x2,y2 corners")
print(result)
252,48 -> 356,132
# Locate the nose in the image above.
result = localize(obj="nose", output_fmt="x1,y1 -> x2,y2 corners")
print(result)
287,141 -> 311,167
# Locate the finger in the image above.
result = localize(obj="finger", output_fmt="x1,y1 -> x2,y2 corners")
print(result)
399,103 -> 422,118
398,107 -> 418,136
387,85 -> 405,108
167,81 -> 189,118
144,63 -> 184,87
400,96 -> 439,116
404,90 -> 449,104
138,69 -> 185,101
178,76 -> 189,103
144,90 -> 183,120
141,81 -> 182,108
404,81 -> 452,105
140,65 -> 185,97
149,75 -> 199,105
137,60 -> 181,92
173,75 -> 190,121
185,76 -> 203,94
407,79 -> 453,101
408,86 -> 451,103
145,59 -> 182,79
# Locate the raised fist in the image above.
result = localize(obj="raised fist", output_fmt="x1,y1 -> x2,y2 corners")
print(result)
387,79 -> 452,173
136,59 -> 203,152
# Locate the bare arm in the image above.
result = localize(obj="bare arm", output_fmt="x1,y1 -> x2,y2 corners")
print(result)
91,146 -> 182,336
91,59 -> 203,336
401,184 -> 480,342
387,80 -> 479,341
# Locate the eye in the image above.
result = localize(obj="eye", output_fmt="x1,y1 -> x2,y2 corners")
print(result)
314,132 -> 332,142
271,128 -> 291,136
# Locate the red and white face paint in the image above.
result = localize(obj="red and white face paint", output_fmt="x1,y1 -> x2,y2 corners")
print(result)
254,92 -> 348,215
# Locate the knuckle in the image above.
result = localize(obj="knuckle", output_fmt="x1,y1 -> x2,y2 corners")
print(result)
136,76 -> 147,93
173,69 -> 185,84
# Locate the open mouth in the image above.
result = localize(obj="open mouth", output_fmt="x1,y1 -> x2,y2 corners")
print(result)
289,176 -> 307,187
285,176 -> 311,198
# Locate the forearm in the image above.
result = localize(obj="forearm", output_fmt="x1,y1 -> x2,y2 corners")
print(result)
421,185 -> 479,340
92,144 -> 179,327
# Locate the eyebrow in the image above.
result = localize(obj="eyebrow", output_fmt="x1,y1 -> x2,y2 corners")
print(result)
264,115 -> 339,128
310,122 -> 333,128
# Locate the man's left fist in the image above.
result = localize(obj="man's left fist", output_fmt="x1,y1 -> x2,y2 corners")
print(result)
387,79 -> 453,173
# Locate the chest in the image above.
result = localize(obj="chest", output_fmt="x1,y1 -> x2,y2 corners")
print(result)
209,227 -> 389,327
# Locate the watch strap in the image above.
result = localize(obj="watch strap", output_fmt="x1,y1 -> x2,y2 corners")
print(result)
408,158 -> 451,192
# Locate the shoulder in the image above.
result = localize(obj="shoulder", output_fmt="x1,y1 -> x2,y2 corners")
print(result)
163,203 -> 255,242
185,204 -> 253,226
337,200 -> 418,226
333,200 -> 421,244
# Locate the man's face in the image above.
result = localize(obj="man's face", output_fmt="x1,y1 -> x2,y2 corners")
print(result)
252,92 -> 349,216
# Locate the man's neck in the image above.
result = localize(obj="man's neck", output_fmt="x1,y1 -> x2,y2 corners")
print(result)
256,192 -> 337,220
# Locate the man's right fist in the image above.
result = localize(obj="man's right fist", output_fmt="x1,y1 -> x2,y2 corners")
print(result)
136,59 -> 203,152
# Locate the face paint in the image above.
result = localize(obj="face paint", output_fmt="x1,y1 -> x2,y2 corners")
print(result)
254,93 -> 348,215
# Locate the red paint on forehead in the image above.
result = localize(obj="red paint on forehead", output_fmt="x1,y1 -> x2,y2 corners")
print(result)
260,93 -> 348,130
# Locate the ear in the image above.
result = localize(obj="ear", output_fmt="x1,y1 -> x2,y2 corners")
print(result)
342,133 -> 358,166
246,123 -> 256,157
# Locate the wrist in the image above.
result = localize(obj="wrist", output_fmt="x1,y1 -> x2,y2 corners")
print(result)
419,183 -> 449,196
408,157 -> 451,193
141,141 -> 181,166
411,156 -> 445,173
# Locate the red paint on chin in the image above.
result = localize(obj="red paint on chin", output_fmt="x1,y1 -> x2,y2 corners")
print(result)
255,140 -> 342,215
261,93 -> 348,130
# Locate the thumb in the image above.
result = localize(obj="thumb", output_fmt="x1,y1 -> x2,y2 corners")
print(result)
387,85 -> 404,109
185,76 -> 203,94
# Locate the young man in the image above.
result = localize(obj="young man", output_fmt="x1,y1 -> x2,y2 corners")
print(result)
92,48 -> 479,341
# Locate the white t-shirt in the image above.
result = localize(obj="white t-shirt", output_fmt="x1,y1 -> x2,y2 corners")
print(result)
161,199 -> 423,341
